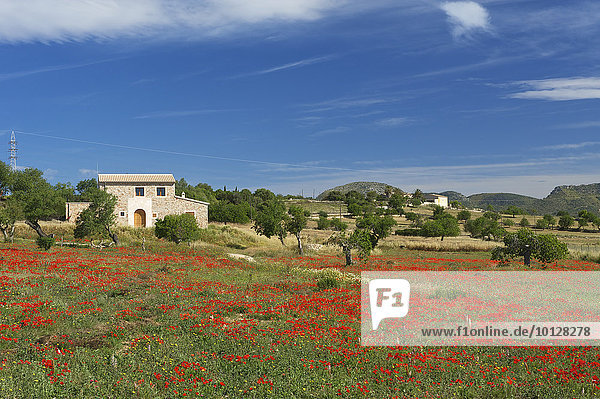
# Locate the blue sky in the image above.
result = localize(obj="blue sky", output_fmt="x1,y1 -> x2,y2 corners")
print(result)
1,0 -> 599,198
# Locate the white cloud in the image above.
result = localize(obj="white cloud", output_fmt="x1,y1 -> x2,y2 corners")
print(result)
0,0 -> 345,43
539,142 -> 600,151
79,168 -> 97,176
440,1 -> 491,38
510,77 -> 600,101
310,126 -> 349,137
43,168 -> 59,180
376,117 -> 409,127
556,121 -> 600,129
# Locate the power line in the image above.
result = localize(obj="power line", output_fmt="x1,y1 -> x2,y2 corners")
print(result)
12,129 -> 427,176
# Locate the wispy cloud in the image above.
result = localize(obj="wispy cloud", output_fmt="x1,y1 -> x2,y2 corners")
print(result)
509,77 -> 600,101
440,1 -> 491,39
0,0 -> 349,43
133,109 -> 228,119
376,117 -> 409,127
0,58 -> 121,82
538,142 -> 600,151
555,121 -> 600,129
412,54 -> 528,79
229,55 -> 335,79
309,126 -> 349,137
131,78 -> 156,86
301,96 -> 396,113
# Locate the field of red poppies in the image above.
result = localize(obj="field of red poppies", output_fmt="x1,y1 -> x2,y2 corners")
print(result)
0,243 -> 599,398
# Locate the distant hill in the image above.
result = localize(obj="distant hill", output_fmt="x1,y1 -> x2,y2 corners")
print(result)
439,184 -> 600,215
316,182 -> 401,200
319,181 -> 600,215
468,193 -> 543,213
542,183 -> 600,215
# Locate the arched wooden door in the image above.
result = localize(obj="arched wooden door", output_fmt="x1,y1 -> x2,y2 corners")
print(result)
134,209 -> 146,227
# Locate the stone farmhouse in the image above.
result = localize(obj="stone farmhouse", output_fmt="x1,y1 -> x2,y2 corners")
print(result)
66,174 -> 208,228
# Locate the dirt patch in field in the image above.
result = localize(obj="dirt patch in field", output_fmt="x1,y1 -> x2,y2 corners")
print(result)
36,333 -> 111,349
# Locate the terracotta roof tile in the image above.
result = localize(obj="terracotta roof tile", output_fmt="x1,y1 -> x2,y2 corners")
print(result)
98,174 -> 176,183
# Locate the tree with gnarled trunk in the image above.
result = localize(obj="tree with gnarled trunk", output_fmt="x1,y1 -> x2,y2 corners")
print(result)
74,187 -> 119,245
491,228 -> 568,267
252,198 -> 288,246
327,229 -> 372,266
11,168 -> 64,237
285,205 -> 309,255
0,197 -> 21,242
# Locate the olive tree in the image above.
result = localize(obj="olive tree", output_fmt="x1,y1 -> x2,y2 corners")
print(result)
491,228 -> 568,267
355,213 -> 396,250
74,188 -> 120,245
420,213 -> 460,241
558,215 -> 574,230
11,168 -> 64,237
252,198 -> 288,245
0,198 -> 21,242
327,229 -> 372,266
285,205 -> 310,255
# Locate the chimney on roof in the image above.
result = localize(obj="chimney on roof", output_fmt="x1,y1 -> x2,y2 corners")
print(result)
181,191 -> 185,198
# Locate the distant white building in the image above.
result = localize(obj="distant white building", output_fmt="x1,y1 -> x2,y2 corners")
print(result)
423,194 -> 448,208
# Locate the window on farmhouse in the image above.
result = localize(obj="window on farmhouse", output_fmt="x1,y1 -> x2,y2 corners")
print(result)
135,187 -> 144,196
156,187 -> 166,196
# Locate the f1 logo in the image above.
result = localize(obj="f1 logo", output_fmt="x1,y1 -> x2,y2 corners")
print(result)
369,279 -> 411,330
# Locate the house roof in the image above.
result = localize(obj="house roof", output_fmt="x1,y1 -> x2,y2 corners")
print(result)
174,195 -> 210,205
98,174 -> 176,184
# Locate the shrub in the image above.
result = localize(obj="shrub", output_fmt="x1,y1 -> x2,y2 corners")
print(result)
329,218 -> 347,231
317,277 -> 340,290
558,215 -> 574,230
465,217 -> 506,241
519,217 -> 529,227
155,214 -> 201,244
209,202 -> 250,224
317,215 -> 331,230
457,210 -> 471,221
36,236 -> 55,251
395,228 -> 421,236
535,219 -> 548,230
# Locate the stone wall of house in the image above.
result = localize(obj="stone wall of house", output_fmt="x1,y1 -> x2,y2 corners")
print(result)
101,182 -> 207,228
102,182 -> 176,215
65,202 -> 91,223
153,197 -> 208,228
